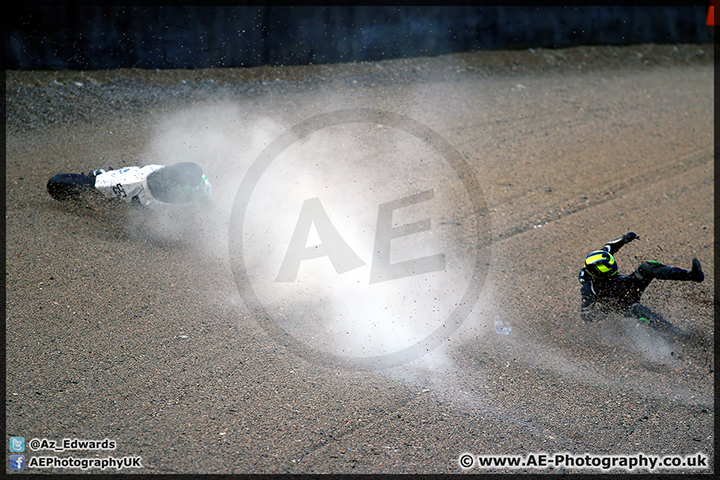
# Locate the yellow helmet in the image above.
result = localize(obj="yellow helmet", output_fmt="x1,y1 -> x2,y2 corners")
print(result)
584,250 -> 618,279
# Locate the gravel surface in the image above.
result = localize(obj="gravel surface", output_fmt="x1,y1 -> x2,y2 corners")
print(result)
5,43 -> 714,474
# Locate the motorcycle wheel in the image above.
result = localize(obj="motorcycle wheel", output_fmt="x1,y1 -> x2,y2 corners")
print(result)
47,173 -> 97,201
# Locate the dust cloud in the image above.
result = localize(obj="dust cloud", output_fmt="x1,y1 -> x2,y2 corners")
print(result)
130,97 -> 488,371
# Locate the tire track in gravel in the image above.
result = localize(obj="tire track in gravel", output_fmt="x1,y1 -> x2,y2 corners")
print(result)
489,148 -> 711,241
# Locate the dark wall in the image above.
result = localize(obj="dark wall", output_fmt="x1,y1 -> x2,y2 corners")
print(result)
5,6 -> 714,70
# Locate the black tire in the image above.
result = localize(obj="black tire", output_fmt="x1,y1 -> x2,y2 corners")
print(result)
47,173 -> 97,201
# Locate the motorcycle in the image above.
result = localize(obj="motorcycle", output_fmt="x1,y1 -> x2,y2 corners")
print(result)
47,162 -> 212,205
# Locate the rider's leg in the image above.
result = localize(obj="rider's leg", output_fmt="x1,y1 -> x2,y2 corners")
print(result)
628,302 -> 684,336
634,259 -> 704,283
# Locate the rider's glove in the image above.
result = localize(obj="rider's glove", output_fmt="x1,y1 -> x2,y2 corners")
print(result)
623,232 -> 638,243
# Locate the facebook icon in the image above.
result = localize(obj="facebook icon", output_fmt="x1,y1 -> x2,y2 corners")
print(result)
9,455 -> 25,470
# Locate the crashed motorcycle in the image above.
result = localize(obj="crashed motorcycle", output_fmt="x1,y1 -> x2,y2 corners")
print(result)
47,162 -> 212,205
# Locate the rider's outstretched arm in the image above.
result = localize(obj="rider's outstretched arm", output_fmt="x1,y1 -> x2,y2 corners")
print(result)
603,232 -> 638,255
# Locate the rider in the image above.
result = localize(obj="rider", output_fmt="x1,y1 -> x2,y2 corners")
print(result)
90,162 -> 212,206
579,232 -> 704,326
